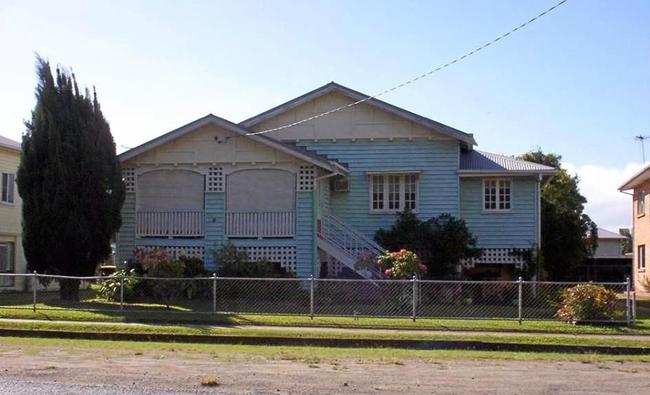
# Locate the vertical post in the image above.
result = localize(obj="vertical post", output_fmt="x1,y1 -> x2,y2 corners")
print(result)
119,275 -> 125,310
412,275 -> 417,322
32,271 -> 37,313
212,273 -> 217,314
632,291 -> 637,324
625,276 -> 631,327
309,275 -> 314,320
517,276 -> 523,325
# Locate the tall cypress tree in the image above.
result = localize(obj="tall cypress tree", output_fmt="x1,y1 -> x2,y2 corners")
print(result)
17,56 -> 125,300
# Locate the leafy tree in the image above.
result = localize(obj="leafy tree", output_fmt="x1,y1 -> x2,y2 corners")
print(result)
520,150 -> 597,280
375,210 -> 480,279
17,56 -> 125,300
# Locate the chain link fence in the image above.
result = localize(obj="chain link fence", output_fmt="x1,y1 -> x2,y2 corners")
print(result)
0,273 -> 636,325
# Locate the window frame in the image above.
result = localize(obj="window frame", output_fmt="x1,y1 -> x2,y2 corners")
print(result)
639,244 -> 646,272
482,178 -> 513,213
0,242 -> 15,273
637,190 -> 646,217
368,173 -> 420,214
1,173 -> 15,204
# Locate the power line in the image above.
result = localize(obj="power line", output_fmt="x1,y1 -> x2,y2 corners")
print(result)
246,0 -> 570,137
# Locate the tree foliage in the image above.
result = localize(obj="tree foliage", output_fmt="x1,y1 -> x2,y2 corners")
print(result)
17,56 -> 125,300
520,150 -> 597,281
375,210 -> 480,279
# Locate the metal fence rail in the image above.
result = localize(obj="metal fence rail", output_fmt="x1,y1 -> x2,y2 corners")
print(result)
0,273 -> 636,325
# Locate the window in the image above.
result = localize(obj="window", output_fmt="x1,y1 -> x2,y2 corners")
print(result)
1,173 -> 14,204
638,191 -> 646,215
0,242 -> 14,273
639,245 -> 646,271
483,179 -> 511,211
369,173 -> 419,212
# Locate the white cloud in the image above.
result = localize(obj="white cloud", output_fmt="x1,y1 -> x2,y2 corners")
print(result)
563,162 -> 643,232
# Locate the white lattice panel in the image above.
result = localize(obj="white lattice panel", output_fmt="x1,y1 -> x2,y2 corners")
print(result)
241,246 -> 297,272
122,167 -> 136,192
297,166 -> 315,191
206,167 -> 224,192
464,248 -> 527,269
138,245 -> 205,260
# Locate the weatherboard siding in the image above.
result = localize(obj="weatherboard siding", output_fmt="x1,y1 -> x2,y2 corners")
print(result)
117,193 -> 136,264
459,177 -> 538,249
298,140 -> 460,240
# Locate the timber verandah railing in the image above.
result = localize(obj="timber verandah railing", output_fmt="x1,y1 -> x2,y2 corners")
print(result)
0,273 -> 637,325
225,210 -> 295,238
137,210 -> 205,238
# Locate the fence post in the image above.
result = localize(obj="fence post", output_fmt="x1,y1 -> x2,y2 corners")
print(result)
309,275 -> 314,320
411,275 -> 417,322
632,291 -> 637,324
625,276 -> 631,327
517,276 -> 523,325
32,271 -> 37,312
212,273 -> 217,314
119,275 -> 125,311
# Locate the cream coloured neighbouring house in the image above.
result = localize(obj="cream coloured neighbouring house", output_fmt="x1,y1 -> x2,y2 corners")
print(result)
620,168 -> 650,295
116,82 -> 556,279
0,135 -> 26,290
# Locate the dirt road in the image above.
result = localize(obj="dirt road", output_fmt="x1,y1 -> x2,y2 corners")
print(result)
0,339 -> 648,394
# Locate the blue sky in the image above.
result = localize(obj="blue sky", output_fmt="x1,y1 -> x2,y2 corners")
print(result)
0,0 -> 648,229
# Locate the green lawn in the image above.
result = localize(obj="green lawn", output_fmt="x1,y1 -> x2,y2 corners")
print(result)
1,336 -> 649,363
1,319 -> 649,349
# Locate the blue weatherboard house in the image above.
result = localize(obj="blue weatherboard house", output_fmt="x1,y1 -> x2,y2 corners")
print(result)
116,83 -> 555,279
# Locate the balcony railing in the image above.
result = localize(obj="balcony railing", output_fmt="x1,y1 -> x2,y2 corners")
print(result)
225,210 -> 295,238
136,210 -> 204,238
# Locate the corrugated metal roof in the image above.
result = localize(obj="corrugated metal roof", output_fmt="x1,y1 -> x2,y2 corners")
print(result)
0,134 -> 20,151
460,150 -> 556,174
597,228 -> 627,240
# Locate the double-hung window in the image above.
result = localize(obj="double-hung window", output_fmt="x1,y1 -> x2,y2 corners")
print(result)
638,191 -> 646,216
639,245 -> 646,271
0,242 -> 14,273
370,173 -> 418,213
1,173 -> 15,204
483,178 -> 511,211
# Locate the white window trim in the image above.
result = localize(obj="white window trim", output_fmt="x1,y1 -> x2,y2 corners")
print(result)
1,173 -> 15,205
482,178 -> 513,213
368,173 -> 419,214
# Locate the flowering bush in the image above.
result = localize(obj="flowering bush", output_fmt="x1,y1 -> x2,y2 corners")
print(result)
377,249 -> 427,279
134,247 -> 171,272
556,283 -> 617,322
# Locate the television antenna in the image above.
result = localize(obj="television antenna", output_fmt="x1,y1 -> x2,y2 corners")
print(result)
635,135 -> 650,163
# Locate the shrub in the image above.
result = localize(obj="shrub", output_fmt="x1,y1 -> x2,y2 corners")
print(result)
96,269 -> 139,302
556,283 -> 617,322
133,247 -> 171,272
214,244 -> 294,278
148,260 -> 184,309
375,210 -> 479,279
377,249 -> 427,279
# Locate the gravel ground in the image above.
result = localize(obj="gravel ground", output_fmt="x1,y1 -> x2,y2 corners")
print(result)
1,339 -> 649,394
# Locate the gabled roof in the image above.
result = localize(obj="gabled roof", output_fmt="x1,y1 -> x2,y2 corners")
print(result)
0,134 -> 20,152
597,228 -> 626,240
459,150 -> 557,175
240,82 -> 477,147
118,114 -> 348,175
619,164 -> 650,191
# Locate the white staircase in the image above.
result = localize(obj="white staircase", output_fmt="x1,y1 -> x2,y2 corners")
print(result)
317,214 -> 385,279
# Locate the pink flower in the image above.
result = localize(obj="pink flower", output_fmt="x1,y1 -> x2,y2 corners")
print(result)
418,263 -> 427,272
384,269 -> 393,277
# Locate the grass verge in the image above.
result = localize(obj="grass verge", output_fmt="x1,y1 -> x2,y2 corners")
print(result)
1,335 -> 648,363
1,318 -> 649,349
